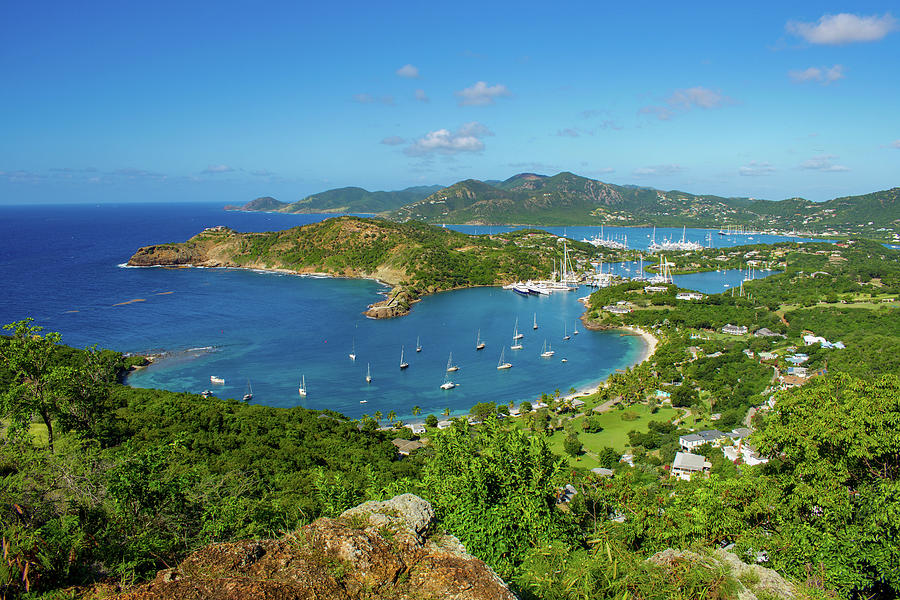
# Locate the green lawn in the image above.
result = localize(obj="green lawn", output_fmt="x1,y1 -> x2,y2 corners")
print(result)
545,403 -> 679,469
0,419 -> 49,446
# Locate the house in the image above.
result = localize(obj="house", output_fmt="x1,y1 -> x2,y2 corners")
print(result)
671,452 -> 712,480
571,398 -> 586,410
722,443 -> 768,466
620,454 -> 634,467
645,285 -> 669,293
742,348 -> 755,358
409,423 -> 426,435
754,328 -> 785,338
787,366 -> 808,378
758,351 -> 777,361
391,439 -> 424,456
786,353 -> 809,365
603,304 -> 632,314
436,420 -> 453,429
721,324 -> 748,335
780,375 -> 807,388
679,429 -> 727,451
676,292 -> 704,301
590,467 -> 614,477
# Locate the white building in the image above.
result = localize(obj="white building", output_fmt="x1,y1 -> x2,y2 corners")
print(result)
676,292 -> 704,301
679,429 -> 727,451
671,452 -> 712,480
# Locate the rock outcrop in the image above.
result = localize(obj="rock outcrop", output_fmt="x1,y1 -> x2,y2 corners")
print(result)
93,494 -> 515,600
649,548 -> 798,600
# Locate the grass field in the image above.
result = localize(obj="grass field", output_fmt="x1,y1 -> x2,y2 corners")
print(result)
545,403 -> 679,469
0,419 -> 49,446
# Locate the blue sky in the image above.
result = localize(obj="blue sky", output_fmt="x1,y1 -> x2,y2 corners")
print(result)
1,0 -> 898,204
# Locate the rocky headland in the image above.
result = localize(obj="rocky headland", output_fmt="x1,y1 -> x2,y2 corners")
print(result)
87,494 -> 515,600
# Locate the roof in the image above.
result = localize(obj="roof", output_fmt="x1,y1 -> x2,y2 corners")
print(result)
391,439 -> 425,455
591,467 -> 614,477
673,452 -> 709,471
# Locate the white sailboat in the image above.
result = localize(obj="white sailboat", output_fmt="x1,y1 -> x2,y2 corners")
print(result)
563,324 -> 571,341
440,369 -> 457,389
365,363 -> 372,383
446,352 -> 459,372
513,317 -> 524,340
243,379 -> 253,401
533,313 -> 538,330
497,347 -> 512,369
349,338 -> 356,361
399,346 -> 409,369
573,321 -> 580,335
475,330 -> 485,350
416,335 -> 422,352
540,340 -> 554,358
298,375 -> 307,397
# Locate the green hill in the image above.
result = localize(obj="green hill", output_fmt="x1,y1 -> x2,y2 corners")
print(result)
225,196 -> 288,211
388,172 -> 899,236
232,185 -> 444,214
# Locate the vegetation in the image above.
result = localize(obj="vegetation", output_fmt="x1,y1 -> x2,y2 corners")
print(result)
386,171 -> 900,239
230,184 -> 443,214
128,216 -> 608,315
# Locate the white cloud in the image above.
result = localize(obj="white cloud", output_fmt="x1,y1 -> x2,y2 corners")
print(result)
789,64 -> 845,84
739,161 -> 776,177
799,154 -> 849,172
556,128 -> 579,138
633,164 -> 683,176
404,122 -> 494,156
787,12 -> 898,45
114,167 -> 166,179
455,81 -> 511,106
415,89 -> 429,103
201,164 -> 234,174
381,136 -> 406,146
396,64 -> 420,78
640,86 -> 732,120
353,93 -> 395,105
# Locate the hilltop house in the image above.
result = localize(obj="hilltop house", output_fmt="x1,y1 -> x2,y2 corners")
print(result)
679,429 -> 727,451
676,292 -> 704,301
721,324 -> 748,335
671,452 -> 712,480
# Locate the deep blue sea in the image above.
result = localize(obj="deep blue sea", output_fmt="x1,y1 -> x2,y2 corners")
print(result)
0,203 -> 814,420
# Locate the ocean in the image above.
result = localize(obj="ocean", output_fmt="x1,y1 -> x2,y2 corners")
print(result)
0,203 -> 810,420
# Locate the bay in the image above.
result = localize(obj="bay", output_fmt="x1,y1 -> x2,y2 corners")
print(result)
1,203 -> 807,421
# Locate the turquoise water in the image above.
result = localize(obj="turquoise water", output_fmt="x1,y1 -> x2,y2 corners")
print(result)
0,203 -> 802,421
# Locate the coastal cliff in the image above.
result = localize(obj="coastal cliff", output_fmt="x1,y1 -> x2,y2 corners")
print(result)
127,216 -> 603,318
88,494 -> 516,600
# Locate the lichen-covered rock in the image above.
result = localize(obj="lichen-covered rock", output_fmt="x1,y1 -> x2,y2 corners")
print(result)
649,548 -> 798,600
92,495 -> 515,600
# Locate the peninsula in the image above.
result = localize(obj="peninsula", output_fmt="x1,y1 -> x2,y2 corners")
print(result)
127,216 -> 603,318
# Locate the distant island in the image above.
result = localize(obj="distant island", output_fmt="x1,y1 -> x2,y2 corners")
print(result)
127,216 -> 606,318
227,171 -> 900,241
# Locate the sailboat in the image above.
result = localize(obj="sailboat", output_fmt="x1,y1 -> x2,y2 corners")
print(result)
475,330 -> 485,350
533,313 -> 538,330
446,352 -> 459,372
540,340 -> 554,358
399,346 -> 409,369
573,321 -> 580,335
366,363 -> 372,383
243,379 -> 253,401
349,338 -> 357,361
298,375 -> 307,397
563,324 -> 571,341
416,335 -> 422,352
497,347 -> 512,369
513,317 -> 524,340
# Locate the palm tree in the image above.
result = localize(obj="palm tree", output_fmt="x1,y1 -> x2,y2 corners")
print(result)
374,410 -> 383,425
442,407 -> 451,417
412,405 -> 421,417
387,410 -> 397,425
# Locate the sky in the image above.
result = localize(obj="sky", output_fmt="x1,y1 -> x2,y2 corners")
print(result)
1,0 -> 898,204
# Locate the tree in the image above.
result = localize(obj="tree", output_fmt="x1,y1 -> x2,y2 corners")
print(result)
597,446 -> 619,469
1,319 -> 78,453
520,401 -> 533,415
470,401 -> 496,422
387,410 -> 396,425
425,414 -> 438,428
563,432 -> 582,457
422,417 -> 574,579
373,410 -> 383,425
442,407 -> 451,417
411,405 -> 421,417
